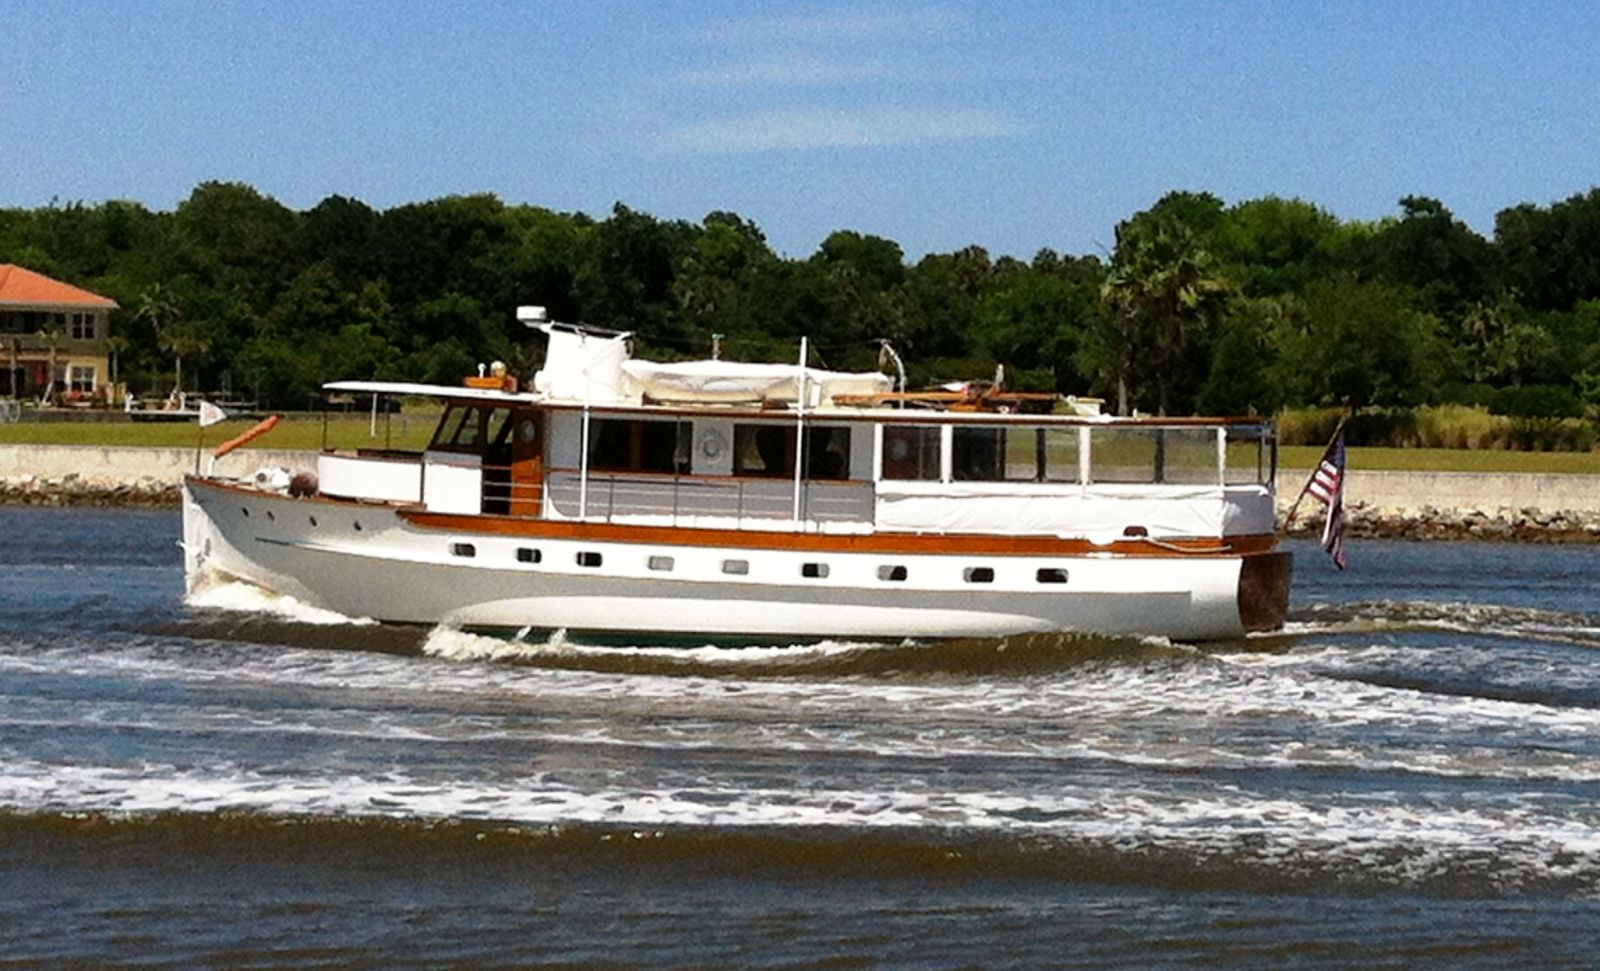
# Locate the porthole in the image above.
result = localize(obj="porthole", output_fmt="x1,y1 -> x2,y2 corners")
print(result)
722,559 -> 749,575
516,547 -> 541,564
1036,568 -> 1068,584
801,562 -> 829,579
308,515 -> 318,527
647,555 -> 674,572
241,507 -> 250,518
963,567 -> 995,584
265,510 -> 275,522
451,543 -> 476,558
577,551 -> 602,568
877,565 -> 908,582
352,521 -> 362,532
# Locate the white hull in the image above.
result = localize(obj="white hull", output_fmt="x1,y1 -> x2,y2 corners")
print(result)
183,479 -> 1279,642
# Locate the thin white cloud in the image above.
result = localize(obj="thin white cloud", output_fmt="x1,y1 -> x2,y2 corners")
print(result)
674,54 -> 898,88
699,6 -> 970,45
663,105 -> 1020,153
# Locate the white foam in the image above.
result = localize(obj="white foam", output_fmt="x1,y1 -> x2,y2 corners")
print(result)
4,757 -> 1600,890
419,624 -> 892,664
185,578 -> 375,626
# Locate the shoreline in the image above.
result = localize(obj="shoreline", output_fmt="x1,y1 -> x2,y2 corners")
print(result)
8,474 -> 1600,543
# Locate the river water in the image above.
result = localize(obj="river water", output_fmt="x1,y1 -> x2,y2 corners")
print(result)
3,505 -> 1600,968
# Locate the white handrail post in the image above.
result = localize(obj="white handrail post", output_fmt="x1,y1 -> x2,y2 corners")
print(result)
791,337 -> 807,525
579,336 -> 591,520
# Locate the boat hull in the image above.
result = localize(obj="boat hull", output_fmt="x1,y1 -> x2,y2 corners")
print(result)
183,478 -> 1289,642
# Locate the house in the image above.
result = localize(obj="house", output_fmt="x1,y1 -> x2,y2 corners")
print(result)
0,264 -> 118,403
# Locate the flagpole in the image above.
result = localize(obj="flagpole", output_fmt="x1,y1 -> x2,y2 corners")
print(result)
1280,415 -> 1348,533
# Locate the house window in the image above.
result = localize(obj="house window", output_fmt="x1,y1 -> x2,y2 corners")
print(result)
70,313 -> 95,340
68,365 -> 95,394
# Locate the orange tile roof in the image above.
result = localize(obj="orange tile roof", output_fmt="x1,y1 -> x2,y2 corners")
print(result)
0,264 -> 118,308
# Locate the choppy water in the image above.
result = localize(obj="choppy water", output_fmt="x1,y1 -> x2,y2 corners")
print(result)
4,506 -> 1600,968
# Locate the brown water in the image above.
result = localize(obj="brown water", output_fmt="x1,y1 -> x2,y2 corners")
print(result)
3,506 -> 1600,968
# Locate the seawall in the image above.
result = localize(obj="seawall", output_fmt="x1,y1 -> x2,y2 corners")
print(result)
3,445 -> 1600,540
0,445 -> 314,506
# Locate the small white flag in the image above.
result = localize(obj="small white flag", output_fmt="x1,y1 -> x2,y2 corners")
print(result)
198,400 -> 228,428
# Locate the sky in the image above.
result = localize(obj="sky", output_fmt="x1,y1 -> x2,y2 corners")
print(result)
3,0 -> 1599,260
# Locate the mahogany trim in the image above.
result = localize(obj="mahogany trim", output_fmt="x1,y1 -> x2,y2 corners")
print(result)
187,475 -> 1279,558
396,508 -> 1279,558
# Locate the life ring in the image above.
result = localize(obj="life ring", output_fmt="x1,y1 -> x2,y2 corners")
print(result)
698,428 -> 728,460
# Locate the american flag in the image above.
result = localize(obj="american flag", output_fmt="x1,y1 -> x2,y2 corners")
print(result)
1304,427 -> 1347,569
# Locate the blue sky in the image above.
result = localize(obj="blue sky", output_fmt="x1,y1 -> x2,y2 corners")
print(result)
4,1 -> 1598,259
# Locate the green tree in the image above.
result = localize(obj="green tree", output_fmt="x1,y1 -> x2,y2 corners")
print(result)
1100,204 -> 1230,414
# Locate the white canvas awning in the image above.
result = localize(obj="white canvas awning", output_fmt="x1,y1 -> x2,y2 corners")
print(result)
620,359 -> 892,405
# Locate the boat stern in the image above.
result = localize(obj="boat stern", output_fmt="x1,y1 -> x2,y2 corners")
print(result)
1237,550 -> 1293,633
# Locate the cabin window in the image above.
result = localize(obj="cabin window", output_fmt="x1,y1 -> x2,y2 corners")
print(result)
963,566 -> 995,583
587,418 -> 691,474
950,427 -> 1051,482
951,427 -> 1003,481
733,424 -> 794,477
1088,428 -> 1160,484
801,562 -> 829,579
1088,427 -> 1221,485
648,555 -> 675,571
881,425 -> 941,481
1225,426 -> 1270,485
1161,428 -> 1223,485
431,404 -> 490,452
1036,568 -> 1068,584
732,424 -> 854,479
805,427 -> 852,480
451,543 -> 476,558
516,547 -> 541,563
722,559 -> 750,575
577,551 -> 603,568
877,564 -> 908,582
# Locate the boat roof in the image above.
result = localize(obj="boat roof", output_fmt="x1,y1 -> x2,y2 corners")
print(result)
321,379 -> 1270,428
322,380 -> 537,404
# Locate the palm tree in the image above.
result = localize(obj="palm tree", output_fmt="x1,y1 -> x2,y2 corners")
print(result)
135,285 -> 182,395
1101,219 -> 1230,415
105,334 -> 130,390
161,321 -> 213,398
34,321 -> 66,405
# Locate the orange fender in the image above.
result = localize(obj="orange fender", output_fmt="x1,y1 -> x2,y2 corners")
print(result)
215,415 -> 281,459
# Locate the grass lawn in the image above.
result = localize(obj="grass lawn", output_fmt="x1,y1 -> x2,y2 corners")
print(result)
6,418 -> 1600,474
1279,445 -> 1600,474
0,414 -> 439,452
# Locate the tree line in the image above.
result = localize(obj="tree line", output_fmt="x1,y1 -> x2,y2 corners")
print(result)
4,181 -> 1600,426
